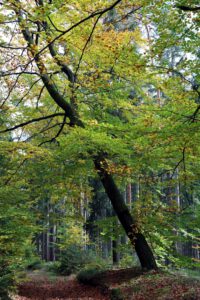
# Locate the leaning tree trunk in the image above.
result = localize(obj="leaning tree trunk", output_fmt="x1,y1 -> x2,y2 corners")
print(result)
95,157 -> 157,270
16,2 -> 157,270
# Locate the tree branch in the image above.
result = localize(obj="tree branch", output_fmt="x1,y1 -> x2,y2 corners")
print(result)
16,78 -> 41,106
170,146 -> 186,179
0,113 -> 65,133
177,5 -> 200,11
21,0 -> 123,65
74,14 -> 101,79
0,44 -> 27,50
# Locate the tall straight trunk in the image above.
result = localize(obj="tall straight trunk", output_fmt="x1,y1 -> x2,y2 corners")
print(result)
112,210 -> 120,264
112,239 -> 120,264
132,182 -> 140,202
126,184 -> 132,207
49,226 -> 56,261
42,231 -> 45,260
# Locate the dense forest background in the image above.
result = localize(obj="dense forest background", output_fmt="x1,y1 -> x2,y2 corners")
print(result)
0,0 -> 200,298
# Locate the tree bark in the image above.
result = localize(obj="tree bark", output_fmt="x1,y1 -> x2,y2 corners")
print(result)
94,157 -> 157,270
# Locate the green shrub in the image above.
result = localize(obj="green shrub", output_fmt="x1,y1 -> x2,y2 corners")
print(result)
119,253 -> 137,268
0,266 -> 14,300
57,245 -> 87,275
25,257 -> 43,271
77,267 -> 104,285
57,245 -> 108,275
44,261 -> 61,274
84,251 -> 111,270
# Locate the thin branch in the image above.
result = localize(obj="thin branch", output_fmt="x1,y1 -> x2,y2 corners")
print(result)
0,44 -> 27,50
16,4 -> 83,127
48,16 -> 65,33
74,14 -> 101,79
53,114 -> 67,139
110,6 -> 142,25
38,114 -> 68,146
189,105 -> 200,123
24,122 -> 64,142
170,146 -> 186,179
1,72 -> 24,108
177,5 -> 200,12
4,158 -> 28,185
0,20 -> 18,24
16,78 -> 41,106
36,84 -> 45,108
0,71 -> 41,77
22,0 -> 123,65
0,113 -> 65,133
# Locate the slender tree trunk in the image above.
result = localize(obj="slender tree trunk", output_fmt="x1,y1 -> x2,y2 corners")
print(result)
112,238 -> 120,265
49,226 -> 55,261
126,184 -> 132,207
112,210 -> 120,264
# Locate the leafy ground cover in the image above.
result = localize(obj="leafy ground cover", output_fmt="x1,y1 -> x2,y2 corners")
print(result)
13,268 -> 200,300
13,268 -> 110,300
114,271 -> 200,300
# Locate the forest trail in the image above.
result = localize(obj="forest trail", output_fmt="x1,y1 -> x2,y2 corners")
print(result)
13,268 -> 200,300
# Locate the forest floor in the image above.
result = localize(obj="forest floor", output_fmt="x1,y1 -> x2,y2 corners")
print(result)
13,267 -> 200,300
